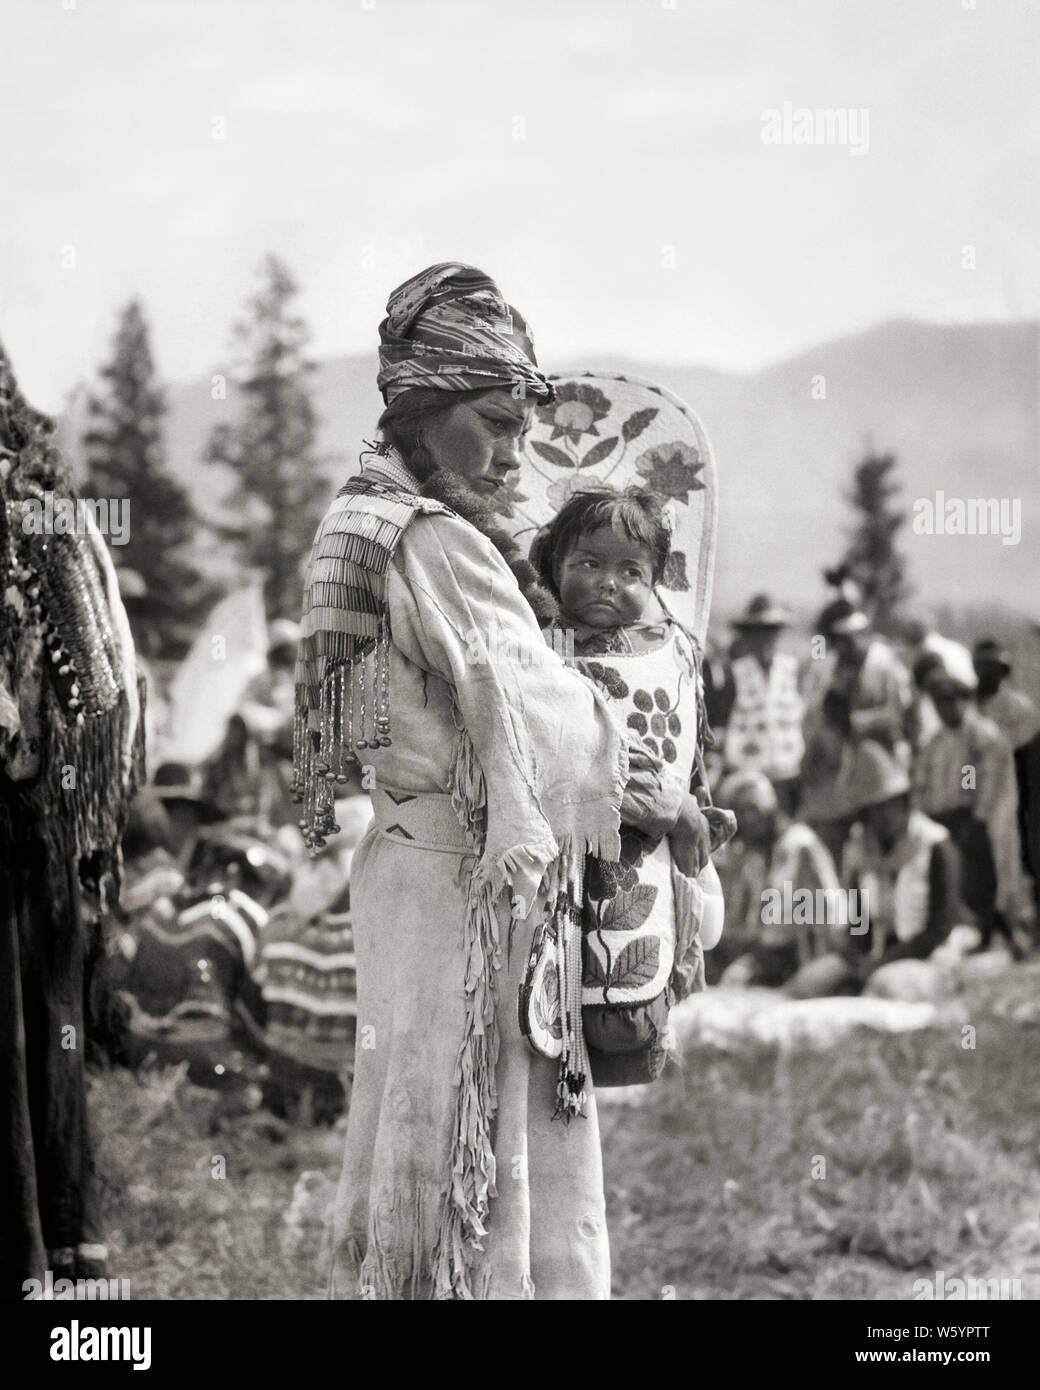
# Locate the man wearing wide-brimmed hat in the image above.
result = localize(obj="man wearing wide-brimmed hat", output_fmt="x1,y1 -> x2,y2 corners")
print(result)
722,593 -> 804,814
914,665 -> 1025,953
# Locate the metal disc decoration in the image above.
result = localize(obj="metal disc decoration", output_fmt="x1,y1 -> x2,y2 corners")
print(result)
496,372 -> 719,643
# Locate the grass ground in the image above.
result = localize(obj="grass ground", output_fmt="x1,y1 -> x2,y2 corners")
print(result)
92,986 -> 1040,1301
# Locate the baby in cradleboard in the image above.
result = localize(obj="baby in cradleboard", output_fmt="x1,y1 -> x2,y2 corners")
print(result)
530,484 -> 736,1087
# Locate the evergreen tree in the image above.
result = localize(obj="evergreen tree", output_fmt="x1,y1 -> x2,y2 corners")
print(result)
833,452 -> 910,635
205,255 -> 332,618
82,299 -> 210,660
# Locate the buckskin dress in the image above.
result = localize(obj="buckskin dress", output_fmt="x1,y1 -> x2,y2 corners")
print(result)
319,456 -> 636,1301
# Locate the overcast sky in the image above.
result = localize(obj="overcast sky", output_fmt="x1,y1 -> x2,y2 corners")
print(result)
2,0 -> 1037,410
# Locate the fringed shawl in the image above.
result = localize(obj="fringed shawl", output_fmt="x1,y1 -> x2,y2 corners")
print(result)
292,464 -> 456,850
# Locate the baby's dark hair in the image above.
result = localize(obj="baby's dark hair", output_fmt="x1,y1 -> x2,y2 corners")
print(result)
529,484 -> 671,601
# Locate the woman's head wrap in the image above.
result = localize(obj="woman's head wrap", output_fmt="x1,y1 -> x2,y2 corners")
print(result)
376,262 -> 555,406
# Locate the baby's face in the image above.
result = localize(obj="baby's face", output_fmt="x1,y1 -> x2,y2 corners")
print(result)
557,524 -> 656,629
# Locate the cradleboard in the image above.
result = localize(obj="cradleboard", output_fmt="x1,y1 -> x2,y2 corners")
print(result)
507,372 -> 726,1088
494,371 -> 718,645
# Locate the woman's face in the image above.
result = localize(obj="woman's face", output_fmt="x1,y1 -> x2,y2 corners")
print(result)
421,388 -> 534,494
557,524 -> 655,629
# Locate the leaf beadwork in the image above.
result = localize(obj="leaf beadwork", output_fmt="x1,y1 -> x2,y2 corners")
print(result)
609,936 -> 660,989
601,885 -> 658,932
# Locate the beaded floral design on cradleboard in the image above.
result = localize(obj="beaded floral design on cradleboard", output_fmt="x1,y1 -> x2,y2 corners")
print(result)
495,371 -> 718,646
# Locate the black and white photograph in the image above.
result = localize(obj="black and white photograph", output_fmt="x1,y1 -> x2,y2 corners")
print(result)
2,0 -> 1038,1353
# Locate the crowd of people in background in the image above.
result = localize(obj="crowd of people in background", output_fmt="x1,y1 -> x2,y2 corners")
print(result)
703,583 -> 1040,996
107,577 -> 1040,1119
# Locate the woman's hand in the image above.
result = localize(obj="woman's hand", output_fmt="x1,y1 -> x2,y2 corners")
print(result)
669,793 -> 714,877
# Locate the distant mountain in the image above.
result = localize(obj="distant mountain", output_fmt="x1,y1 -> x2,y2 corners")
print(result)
576,322 -> 1039,623
59,319 -> 1039,622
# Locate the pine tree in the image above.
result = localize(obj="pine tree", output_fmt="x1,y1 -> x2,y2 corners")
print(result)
205,255 -> 332,618
834,452 -> 910,635
82,299 -> 210,660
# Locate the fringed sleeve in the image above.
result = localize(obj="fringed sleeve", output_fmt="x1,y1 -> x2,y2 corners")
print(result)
388,512 -> 628,905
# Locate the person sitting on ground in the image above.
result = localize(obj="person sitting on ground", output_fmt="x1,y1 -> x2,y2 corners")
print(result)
789,741 -> 961,996
843,740 -> 962,983
117,823 -> 291,1087
254,774 -> 372,1124
712,768 -> 840,988
100,792 -> 185,1059
914,666 -> 1024,956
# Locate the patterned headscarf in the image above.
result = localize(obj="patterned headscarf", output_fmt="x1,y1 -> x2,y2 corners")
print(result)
376,262 -> 555,405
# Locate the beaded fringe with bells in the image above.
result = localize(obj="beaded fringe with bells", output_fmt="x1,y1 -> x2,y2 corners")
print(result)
292,476 -> 453,853
292,628 -> 392,853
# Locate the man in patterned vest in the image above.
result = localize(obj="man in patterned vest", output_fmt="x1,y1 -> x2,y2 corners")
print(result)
722,594 -> 804,815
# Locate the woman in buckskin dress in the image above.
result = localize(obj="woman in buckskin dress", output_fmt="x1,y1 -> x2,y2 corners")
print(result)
295,264 -> 711,1300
